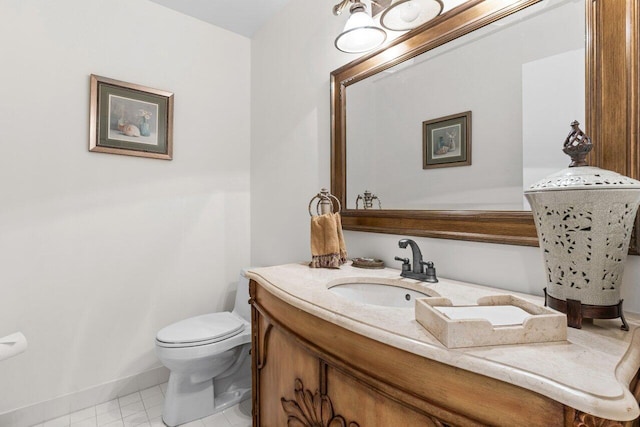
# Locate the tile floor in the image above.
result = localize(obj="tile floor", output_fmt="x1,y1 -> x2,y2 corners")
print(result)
34,383 -> 252,427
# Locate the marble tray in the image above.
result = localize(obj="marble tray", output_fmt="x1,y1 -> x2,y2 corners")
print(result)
415,294 -> 567,348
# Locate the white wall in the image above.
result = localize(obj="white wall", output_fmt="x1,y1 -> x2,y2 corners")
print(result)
250,0 -> 349,266
0,0 -> 250,417
250,0 -> 640,312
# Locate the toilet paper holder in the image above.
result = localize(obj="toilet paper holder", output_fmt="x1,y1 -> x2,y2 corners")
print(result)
0,332 -> 28,362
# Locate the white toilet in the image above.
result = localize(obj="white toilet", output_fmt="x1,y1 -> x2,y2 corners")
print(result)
155,270 -> 252,426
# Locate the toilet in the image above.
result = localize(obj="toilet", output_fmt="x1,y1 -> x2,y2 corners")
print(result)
155,270 -> 252,426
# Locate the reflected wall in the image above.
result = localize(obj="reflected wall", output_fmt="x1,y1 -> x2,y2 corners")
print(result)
346,0 -> 584,211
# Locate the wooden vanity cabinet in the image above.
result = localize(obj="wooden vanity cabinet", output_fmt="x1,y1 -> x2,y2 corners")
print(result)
250,279 -> 640,427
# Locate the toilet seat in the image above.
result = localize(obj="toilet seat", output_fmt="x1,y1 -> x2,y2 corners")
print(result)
156,312 -> 245,348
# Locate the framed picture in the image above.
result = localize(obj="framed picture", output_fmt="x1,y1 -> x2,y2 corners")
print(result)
89,75 -> 174,160
423,111 -> 471,169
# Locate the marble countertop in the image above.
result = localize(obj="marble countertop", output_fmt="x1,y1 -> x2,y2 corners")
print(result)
246,262 -> 640,421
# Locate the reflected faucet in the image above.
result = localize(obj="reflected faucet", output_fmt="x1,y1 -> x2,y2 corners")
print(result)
395,239 -> 438,283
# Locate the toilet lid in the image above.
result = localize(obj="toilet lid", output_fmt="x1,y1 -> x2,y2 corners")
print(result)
156,312 -> 244,346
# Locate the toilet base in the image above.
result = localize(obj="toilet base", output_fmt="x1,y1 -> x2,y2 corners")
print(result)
161,345 -> 252,426
162,382 -> 251,426
213,387 -> 251,413
162,373 -> 214,426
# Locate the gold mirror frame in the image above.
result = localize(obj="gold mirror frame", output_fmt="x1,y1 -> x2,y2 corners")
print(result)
331,0 -> 640,252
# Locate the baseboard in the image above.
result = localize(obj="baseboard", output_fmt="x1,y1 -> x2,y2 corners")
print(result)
0,366 -> 169,427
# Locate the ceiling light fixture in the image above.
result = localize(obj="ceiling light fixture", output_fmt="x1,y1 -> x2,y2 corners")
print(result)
333,0 -> 443,54
380,0 -> 443,31
334,1 -> 387,54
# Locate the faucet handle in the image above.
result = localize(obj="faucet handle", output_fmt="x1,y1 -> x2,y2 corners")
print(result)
394,256 -> 411,272
419,261 -> 438,283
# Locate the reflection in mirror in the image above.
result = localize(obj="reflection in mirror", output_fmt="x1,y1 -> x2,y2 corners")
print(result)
346,0 -> 585,211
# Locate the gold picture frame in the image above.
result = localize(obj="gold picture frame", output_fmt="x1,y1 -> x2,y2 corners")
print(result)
89,75 -> 174,160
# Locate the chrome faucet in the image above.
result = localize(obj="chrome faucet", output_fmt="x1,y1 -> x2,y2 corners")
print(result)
394,239 -> 438,283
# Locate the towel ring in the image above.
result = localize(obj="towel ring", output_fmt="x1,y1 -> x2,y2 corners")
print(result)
308,188 -> 341,216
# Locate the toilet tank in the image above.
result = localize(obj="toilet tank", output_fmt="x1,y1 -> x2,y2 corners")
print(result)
232,269 -> 252,322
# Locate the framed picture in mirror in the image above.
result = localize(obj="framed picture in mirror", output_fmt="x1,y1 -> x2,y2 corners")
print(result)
422,111 -> 471,169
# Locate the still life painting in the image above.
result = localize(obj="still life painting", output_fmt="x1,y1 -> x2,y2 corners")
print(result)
423,111 -> 471,169
89,75 -> 173,160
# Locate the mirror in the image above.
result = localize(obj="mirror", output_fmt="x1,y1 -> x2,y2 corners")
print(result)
346,0 -> 584,211
331,0 -> 640,250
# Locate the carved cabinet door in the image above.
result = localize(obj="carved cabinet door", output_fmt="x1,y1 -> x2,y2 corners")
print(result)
253,311 -> 320,426
324,365 -> 451,427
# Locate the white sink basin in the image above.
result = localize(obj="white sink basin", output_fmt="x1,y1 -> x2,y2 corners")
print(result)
328,279 -> 438,308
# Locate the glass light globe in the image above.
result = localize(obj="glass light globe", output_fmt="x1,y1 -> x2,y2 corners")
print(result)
335,8 -> 387,53
380,0 -> 443,32
398,2 -> 420,23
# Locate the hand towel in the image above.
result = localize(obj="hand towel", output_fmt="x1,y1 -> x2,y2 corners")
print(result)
309,212 -> 347,268
334,212 -> 347,263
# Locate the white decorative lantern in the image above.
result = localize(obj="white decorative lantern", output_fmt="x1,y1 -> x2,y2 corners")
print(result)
524,121 -> 640,329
